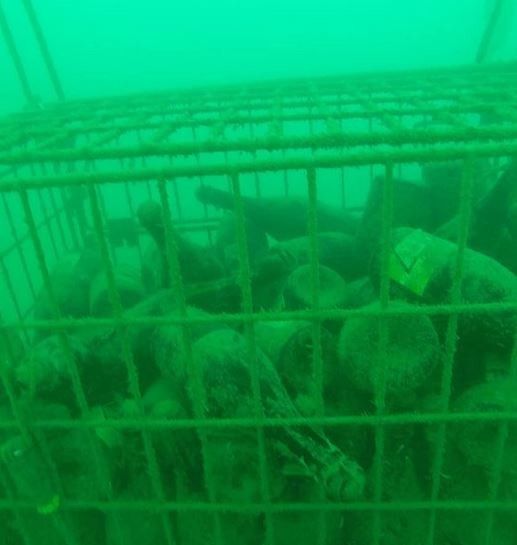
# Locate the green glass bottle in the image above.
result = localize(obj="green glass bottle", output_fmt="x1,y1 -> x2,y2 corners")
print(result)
187,329 -> 365,502
196,185 -> 358,240
137,200 -> 224,289
385,227 -> 517,357
436,160 -> 517,274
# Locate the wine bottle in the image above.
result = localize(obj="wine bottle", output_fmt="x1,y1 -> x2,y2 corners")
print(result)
33,235 -> 102,328
450,377 -> 517,472
215,211 -> 269,272
15,291 -> 180,409
436,466 -> 516,545
187,329 -> 365,502
268,232 -> 365,281
283,263 -> 347,312
337,301 -> 441,407
253,320 -> 336,415
436,160 -> 517,274
421,158 -> 493,228
137,200 -> 224,289
342,277 -> 377,309
385,227 -> 517,357
341,434 -> 427,545
196,185 -> 358,240
357,177 -> 438,270
89,260 -> 145,317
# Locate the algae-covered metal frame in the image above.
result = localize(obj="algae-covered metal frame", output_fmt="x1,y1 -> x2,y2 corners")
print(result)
0,62 -> 516,545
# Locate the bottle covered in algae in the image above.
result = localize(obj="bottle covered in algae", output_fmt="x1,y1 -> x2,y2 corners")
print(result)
449,377 -> 517,473
377,227 -> 517,358
264,231 -> 365,282
337,301 -> 441,408
253,319 -> 337,416
32,232 -> 103,339
436,159 -> 517,275
421,157 -> 493,229
137,200 -> 224,289
253,320 -> 373,467
340,433 -> 428,545
434,458 -> 517,545
214,211 -> 269,273
184,328 -> 365,503
356,176 -> 438,272
196,184 -> 358,240
282,263 -> 349,336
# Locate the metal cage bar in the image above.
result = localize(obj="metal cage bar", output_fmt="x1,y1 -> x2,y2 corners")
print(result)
371,163 -> 395,545
230,172 -> 275,545
86,182 -> 176,545
17,186 -> 128,545
156,177 -> 224,545
482,332 -> 517,545
425,159 -> 475,545
3,298 -> 516,336
1,193 -> 37,300
0,2 -> 33,104
306,168 -> 328,545
20,0 -> 65,101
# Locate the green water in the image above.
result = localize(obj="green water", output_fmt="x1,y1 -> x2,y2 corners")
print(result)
1,0 -> 516,115
0,2 -> 517,544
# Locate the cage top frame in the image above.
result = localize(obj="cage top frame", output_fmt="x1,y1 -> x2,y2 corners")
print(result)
0,62 -> 517,192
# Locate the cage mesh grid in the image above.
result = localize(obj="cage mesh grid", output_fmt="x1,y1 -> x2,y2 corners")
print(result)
0,62 -> 516,545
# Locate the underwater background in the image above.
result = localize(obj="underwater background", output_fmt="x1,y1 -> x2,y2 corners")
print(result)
0,3 -> 517,545
1,0 -> 516,116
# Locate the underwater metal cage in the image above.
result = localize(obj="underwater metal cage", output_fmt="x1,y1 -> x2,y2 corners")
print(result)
0,62 -> 517,545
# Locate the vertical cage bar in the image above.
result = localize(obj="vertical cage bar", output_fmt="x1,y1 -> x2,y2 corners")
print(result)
192,125 -> 214,244
0,367 -> 61,545
0,330 -> 38,545
156,178 -> 224,545
476,0 -> 505,64
36,190 -> 59,260
0,458 -> 36,545
123,181 -> 144,263
247,107 -> 262,198
306,168 -> 328,545
59,186 -> 81,251
21,0 -> 65,100
230,172 -> 274,545
171,177 -> 183,220
0,2 -> 34,104
137,130 -> 147,168
283,153 -> 289,196
19,186 -> 130,545
95,182 -> 117,265
306,169 -> 324,414
87,183 -> 176,545
0,324 -> 79,545
62,181 -> 88,249
1,194 -> 36,299
426,158 -> 474,545
0,258 -> 24,323
482,333 -> 517,545
145,180 -> 153,200
371,163 -> 394,545
121,159 -> 143,263
368,111 -> 374,183
340,168 -> 346,210
48,188 -> 70,252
